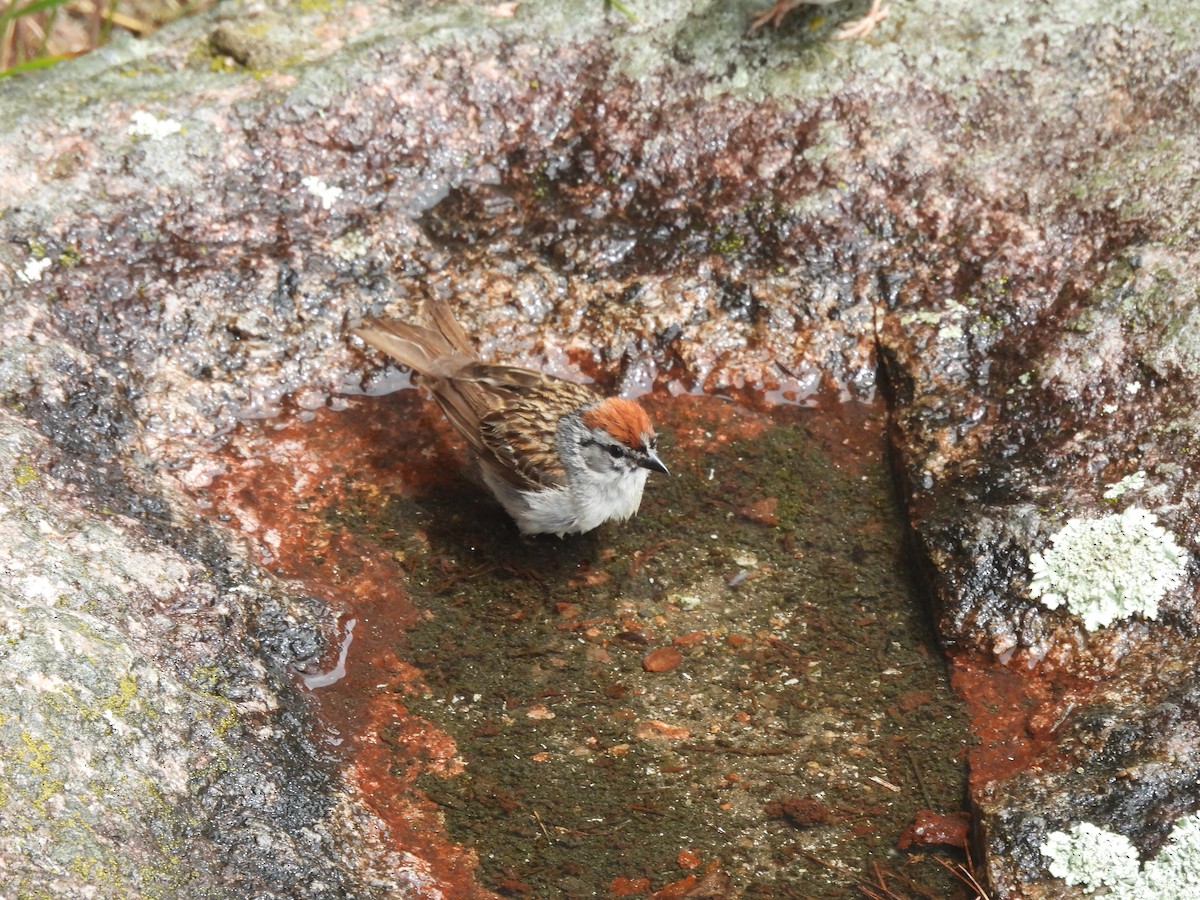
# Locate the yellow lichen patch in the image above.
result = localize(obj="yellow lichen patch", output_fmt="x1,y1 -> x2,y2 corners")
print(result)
16,733 -> 63,815
101,673 -> 140,717
13,458 -> 37,486
18,732 -> 54,776
35,776 -> 65,810
213,708 -> 239,739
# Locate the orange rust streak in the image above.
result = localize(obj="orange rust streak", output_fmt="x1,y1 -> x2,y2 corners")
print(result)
949,650 -> 1093,788
199,400 -> 496,898
642,394 -> 773,451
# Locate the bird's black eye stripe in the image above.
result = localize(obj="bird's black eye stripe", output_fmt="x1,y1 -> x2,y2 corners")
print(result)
581,435 -> 626,458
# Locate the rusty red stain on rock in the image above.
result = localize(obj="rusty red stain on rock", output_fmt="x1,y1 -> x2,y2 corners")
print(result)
950,650 -> 1095,789
609,876 -> 651,896
897,689 -> 933,713
896,809 -> 971,850
676,848 -> 701,870
672,630 -> 708,649
653,394 -> 774,451
642,646 -> 683,672
739,496 -> 779,526
201,406 -> 493,896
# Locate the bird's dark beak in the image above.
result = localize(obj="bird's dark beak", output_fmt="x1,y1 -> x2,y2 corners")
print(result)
640,449 -> 669,475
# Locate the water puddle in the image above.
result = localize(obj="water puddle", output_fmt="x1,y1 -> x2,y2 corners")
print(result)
302,617 -> 357,691
199,388 -> 971,897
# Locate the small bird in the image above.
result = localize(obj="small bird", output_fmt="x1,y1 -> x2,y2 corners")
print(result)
353,301 -> 668,537
750,0 -> 890,40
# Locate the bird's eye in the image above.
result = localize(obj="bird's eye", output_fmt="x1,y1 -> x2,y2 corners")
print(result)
607,445 -> 624,458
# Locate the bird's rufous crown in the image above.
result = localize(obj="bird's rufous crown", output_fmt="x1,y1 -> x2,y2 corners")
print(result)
582,398 -> 654,448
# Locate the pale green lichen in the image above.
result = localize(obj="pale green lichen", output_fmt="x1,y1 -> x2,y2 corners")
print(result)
1102,470 -> 1147,500
331,229 -> 368,261
1028,506 -> 1187,630
1138,815 -> 1200,898
1042,821 -> 1141,892
1042,814 -> 1200,898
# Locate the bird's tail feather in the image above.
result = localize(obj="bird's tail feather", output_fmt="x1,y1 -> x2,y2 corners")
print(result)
353,300 -> 478,378
426,298 -> 475,357
354,301 -> 495,459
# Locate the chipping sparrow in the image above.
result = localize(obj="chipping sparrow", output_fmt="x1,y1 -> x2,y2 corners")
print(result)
353,301 -> 668,537
750,0 -> 889,40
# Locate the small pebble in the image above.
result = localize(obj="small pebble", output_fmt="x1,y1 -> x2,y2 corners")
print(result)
642,646 -> 683,672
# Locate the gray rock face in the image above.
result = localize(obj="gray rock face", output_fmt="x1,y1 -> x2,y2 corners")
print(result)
3,0 -> 1200,896
0,412 -> 395,898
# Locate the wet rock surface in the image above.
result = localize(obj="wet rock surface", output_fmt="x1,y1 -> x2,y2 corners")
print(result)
204,392 -> 970,896
0,412 -> 399,898
2,0 -> 1199,896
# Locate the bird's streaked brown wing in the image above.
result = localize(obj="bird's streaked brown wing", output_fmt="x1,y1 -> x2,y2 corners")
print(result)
476,374 -> 598,490
356,301 -> 601,491
426,298 -> 476,357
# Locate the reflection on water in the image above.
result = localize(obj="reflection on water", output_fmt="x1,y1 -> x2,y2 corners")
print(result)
303,617 -> 357,691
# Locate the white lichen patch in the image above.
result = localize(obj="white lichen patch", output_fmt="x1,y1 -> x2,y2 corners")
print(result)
1103,470 -> 1147,500
17,257 -> 53,284
331,229 -> 368,260
301,175 -> 343,210
1042,815 -> 1200,898
1028,506 -> 1187,630
127,110 -> 183,140
1139,815 -> 1200,898
1042,821 -> 1141,892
